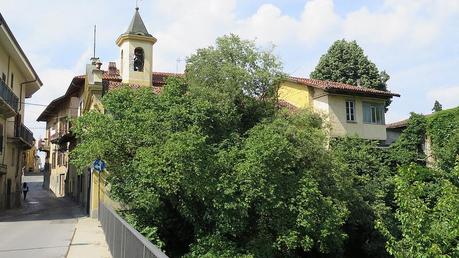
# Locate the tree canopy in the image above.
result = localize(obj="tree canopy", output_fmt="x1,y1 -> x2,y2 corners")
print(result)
71,35 -> 352,257
70,34 -> 459,257
432,100 -> 443,112
310,39 -> 389,91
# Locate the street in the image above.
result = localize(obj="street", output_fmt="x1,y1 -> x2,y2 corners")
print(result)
0,173 -> 84,258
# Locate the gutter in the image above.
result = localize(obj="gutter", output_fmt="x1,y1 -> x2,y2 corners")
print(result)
20,78 -> 38,111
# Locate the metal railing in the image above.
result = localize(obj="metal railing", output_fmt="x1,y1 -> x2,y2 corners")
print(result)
0,79 -> 19,112
15,123 -> 34,147
99,202 -> 169,258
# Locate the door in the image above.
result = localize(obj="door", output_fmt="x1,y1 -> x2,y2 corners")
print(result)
59,174 -> 65,196
6,179 -> 11,208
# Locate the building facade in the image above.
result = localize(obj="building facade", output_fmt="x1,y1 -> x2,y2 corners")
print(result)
278,77 -> 400,141
0,13 -> 42,210
38,7 -> 179,216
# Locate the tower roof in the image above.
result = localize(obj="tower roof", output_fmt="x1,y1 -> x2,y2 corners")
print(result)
124,7 -> 152,37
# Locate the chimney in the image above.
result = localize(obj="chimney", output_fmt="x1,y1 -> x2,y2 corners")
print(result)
86,57 -> 103,85
108,62 -> 117,75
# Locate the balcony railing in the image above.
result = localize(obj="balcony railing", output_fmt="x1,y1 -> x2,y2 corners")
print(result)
38,138 -> 50,152
0,79 -> 19,113
15,123 -> 34,148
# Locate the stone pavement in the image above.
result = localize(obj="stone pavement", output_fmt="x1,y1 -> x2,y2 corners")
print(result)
67,217 -> 111,258
0,173 -> 111,258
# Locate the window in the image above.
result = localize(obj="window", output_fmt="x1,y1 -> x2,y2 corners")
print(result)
345,100 -> 356,122
0,124 -> 3,154
133,47 -> 144,72
11,147 -> 15,166
52,151 -> 57,169
1,73 -> 5,83
10,73 -> 14,89
120,50 -> 124,73
363,102 -> 385,125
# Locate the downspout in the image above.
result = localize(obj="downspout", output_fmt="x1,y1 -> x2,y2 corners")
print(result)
16,78 -> 38,181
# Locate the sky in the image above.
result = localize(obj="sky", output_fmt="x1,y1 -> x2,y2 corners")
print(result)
1,0 -> 459,141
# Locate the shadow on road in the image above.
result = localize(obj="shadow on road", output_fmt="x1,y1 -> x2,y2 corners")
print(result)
0,173 -> 84,222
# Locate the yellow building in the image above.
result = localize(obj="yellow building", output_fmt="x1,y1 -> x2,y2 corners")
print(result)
0,13 -> 42,210
38,7 -> 179,216
24,142 -> 40,173
278,77 -> 400,141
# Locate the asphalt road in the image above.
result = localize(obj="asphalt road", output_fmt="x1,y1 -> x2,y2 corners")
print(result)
0,173 -> 84,258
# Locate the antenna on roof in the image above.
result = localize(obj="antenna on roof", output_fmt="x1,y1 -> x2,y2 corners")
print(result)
93,25 -> 96,59
176,58 -> 183,73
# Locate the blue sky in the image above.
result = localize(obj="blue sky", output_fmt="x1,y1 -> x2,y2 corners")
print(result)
2,0 -> 459,140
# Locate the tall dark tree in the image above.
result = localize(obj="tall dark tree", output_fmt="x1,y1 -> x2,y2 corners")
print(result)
310,39 -> 389,91
432,100 -> 443,112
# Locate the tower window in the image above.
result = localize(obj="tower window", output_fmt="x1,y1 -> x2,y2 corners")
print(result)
133,47 -> 144,72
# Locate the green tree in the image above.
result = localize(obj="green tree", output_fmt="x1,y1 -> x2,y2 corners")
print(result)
377,164 -> 459,257
389,113 -> 427,166
331,137 -> 393,258
71,35 -> 350,257
310,39 -> 389,91
432,100 -> 443,112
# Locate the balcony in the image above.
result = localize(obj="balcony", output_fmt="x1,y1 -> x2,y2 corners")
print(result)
50,121 -> 74,144
0,79 -> 19,117
38,138 -> 50,152
15,123 -> 34,149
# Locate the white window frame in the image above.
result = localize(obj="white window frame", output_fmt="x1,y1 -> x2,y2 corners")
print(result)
345,100 -> 356,122
363,102 -> 385,125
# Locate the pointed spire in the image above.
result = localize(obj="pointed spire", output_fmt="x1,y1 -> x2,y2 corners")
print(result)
125,7 -> 152,37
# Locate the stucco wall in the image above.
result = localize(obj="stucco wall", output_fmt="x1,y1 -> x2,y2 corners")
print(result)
326,94 -> 387,140
278,81 -> 311,108
119,38 -> 154,87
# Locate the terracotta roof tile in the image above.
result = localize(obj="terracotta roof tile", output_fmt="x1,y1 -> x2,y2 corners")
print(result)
287,76 -> 400,98
386,119 -> 409,129
277,100 -> 298,112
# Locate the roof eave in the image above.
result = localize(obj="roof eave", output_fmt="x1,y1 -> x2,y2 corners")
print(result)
0,13 -> 43,87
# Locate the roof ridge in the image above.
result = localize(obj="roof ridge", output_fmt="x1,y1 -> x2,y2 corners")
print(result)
287,76 -> 400,97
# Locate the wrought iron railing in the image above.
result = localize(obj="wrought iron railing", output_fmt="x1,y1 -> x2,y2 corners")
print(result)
0,79 -> 18,112
15,123 -> 34,147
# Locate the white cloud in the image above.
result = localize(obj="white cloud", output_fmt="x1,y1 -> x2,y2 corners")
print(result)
237,4 -> 297,45
297,0 -> 340,44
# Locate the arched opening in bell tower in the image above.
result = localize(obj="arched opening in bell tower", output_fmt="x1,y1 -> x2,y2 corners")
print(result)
133,47 -> 144,72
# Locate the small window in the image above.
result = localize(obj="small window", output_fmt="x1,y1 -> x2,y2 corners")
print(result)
1,73 -> 6,83
10,73 -> 14,89
363,102 -> 385,125
11,147 -> 15,166
133,47 -> 144,72
345,100 -> 356,122
120,50 -> 124,73
0,124 -> 3,154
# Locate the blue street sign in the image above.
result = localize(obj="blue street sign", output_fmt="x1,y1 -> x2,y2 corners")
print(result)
93,159 -> 106,172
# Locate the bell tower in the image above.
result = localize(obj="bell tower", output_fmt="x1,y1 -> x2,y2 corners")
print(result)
116,7 -> 157,87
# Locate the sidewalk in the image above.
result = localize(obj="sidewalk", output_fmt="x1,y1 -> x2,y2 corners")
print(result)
66,217 -> 112,258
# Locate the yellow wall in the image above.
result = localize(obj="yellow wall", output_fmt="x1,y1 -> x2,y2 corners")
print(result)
278,81 -> 388,140
278,81 -> 312,108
